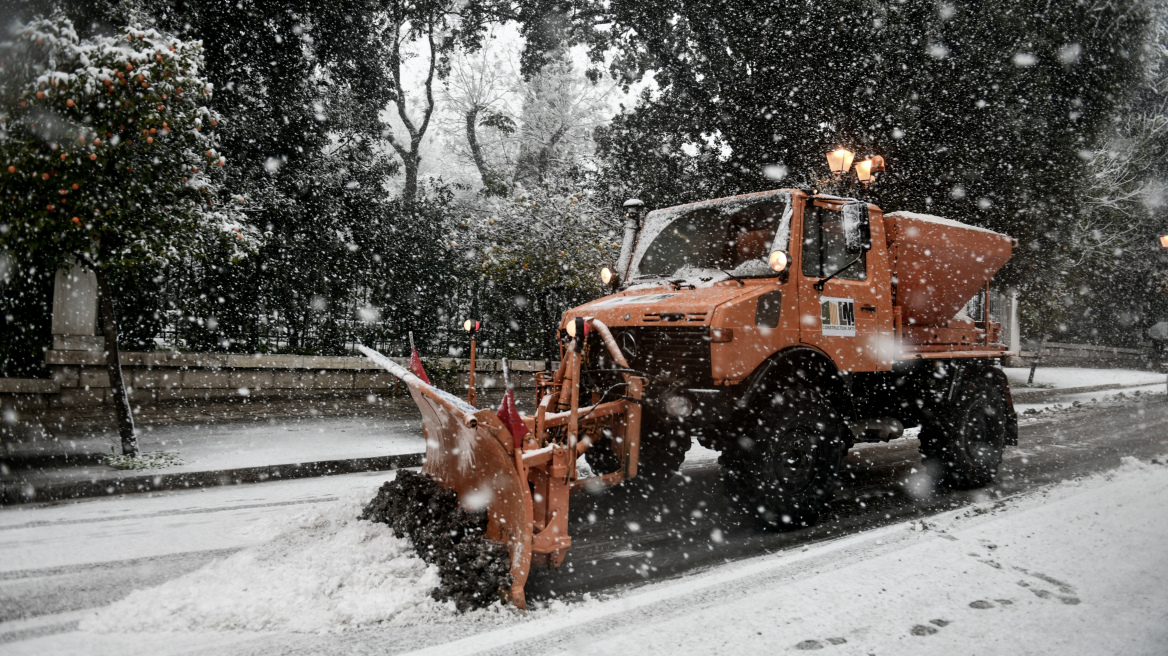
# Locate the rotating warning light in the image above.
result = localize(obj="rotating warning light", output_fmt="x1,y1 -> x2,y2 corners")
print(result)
463,319 -> 480,332
600,266 -> 615,285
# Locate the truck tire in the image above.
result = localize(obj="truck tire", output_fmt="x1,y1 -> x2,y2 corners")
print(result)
720,387 -> 845,529
918,375 -> 1009,489
585,409 -> 689,489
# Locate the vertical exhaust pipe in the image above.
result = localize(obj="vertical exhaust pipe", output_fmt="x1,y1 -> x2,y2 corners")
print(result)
616,199 -> 645,281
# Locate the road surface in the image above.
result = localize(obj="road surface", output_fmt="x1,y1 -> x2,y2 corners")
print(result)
2,392 -> 1166,653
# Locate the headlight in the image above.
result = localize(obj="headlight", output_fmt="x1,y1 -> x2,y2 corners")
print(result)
663,393 -> 694,418
600,266 -> 615,285
565,317 -> 587,338
768,250 -> 790,273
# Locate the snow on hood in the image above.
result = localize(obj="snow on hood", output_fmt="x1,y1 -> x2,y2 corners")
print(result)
79,485 -> 514,633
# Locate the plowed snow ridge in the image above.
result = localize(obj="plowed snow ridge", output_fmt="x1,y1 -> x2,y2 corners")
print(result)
79,488 -> 514,633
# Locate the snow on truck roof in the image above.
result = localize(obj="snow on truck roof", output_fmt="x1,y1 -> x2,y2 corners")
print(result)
884,210 -> 1009,238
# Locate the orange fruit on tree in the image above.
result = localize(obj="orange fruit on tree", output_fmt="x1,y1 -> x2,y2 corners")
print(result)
89,154 -> 97,161
66,99 -> 74,107
36,91 -> 44,99
41,173 -> 49,180
72,217 -> 81,226
147,136 -> 153,144
6,166 -> 14,174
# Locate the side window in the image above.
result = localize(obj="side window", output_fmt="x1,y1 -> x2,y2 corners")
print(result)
801,205 -> 867,281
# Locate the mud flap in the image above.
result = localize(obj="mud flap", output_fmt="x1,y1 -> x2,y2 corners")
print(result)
358,346 -> 535,609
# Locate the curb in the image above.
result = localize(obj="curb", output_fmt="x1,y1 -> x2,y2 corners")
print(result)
0,452 -> 423,506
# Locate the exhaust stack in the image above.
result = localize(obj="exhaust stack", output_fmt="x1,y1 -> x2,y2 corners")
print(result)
615,198 -> 645,281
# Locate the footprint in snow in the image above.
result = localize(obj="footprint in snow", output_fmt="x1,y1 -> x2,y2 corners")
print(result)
794,637 -> 847,650
1017,580 -> 1081,605
910,619 -> 950,635
911,625 -> 938,636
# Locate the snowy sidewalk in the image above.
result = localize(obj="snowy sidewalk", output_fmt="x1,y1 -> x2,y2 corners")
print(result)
1,416 -> 426,504
1004,366 -> 1164,412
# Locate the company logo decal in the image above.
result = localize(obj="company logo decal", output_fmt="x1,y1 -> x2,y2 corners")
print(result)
820,297 -> 856,336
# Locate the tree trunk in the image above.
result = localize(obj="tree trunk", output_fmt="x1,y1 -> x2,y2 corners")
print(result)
95,269 -> 138,456
1027,333 -> 1048,385
465,106 -> 492,187
539,291 -> 553,371
402,150 -> 420,202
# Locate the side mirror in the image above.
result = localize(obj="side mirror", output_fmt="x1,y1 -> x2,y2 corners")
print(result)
844,202 -> 872,254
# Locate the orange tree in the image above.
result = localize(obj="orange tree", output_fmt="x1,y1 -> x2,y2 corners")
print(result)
0,16 -> 254,455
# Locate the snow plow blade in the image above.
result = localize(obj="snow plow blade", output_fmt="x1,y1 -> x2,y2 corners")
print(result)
358,321 -> 644,609
358,346 -> 534,608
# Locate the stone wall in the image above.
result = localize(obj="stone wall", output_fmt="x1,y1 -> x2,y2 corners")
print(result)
0,351 -> 550,412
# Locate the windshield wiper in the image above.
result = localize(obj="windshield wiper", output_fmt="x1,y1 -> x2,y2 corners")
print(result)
719,269 -> 746,287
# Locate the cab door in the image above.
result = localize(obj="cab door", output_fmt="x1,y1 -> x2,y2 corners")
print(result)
794,199 -> 892,372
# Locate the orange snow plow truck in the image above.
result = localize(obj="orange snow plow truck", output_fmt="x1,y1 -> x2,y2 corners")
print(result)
361,188 -> 1018,608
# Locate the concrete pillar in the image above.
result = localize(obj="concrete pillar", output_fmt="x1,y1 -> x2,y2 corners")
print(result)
51,265 -> 104,351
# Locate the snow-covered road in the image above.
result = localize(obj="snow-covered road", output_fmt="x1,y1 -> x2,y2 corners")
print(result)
2,393 -> 1167,654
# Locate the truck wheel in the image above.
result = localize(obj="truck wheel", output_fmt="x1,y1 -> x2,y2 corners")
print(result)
919,376 -> 1008,489
720,388 -> 845,529
584,409 -> 689,489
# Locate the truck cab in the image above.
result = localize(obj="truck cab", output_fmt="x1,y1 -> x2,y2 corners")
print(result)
561,188 -> 1018,528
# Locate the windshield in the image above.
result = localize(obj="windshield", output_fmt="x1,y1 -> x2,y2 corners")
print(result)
631,197 -> 791,280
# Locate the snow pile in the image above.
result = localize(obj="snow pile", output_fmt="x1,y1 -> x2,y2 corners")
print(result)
79,488 -> 505,633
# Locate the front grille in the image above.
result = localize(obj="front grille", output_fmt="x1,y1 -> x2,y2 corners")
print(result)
610,326 -> 712,385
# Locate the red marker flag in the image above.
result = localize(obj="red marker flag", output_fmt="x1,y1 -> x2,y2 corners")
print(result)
496,388 -> 529,447
407,332 -> 430,384
408,348 -> 430,385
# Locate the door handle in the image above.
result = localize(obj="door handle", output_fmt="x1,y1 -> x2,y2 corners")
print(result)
861,305 -> 877,312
